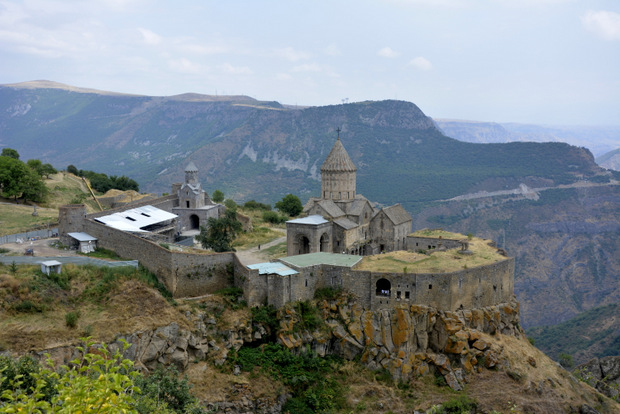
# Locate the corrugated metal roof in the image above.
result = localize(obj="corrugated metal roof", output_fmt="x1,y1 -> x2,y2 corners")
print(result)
286,215 -> 329,225
280,252 -> 362,268
247,262 -> 298,276
67,232 -> 97,242
95,205 -> 177,232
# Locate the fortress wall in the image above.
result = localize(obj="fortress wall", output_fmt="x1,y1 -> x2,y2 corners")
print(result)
406,236 -> 462,251
234,255 -> 264,307
58,204 -> 87,245
82,219 -> 176,292
172,252 -> 234,298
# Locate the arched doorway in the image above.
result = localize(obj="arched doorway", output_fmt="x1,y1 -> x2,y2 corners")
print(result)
189,214 -> 200,229
297,235 -> 310,255
376,278 -> 391,297
320,233 -> 329,252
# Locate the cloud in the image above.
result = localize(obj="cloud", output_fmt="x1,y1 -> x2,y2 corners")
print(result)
137,28 -> 161,45
218,63 -> 252,75
168,58 -> 202,74
408,56 -> 433,71
378,47 -> 400,58
324,44 -> 341,56
581,10 -> 620,41
274,46 -> 311,62
292,63 -> 322,73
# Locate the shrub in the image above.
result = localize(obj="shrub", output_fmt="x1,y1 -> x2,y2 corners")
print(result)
442,395 -> 478,413
65,310 -> 81,328
314,286 -> 343,301
262,210 -> 286,224
244,200 -> 271,211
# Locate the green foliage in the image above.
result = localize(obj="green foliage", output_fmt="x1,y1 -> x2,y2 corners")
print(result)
0,155 -> 47,202
223,198 -> 237,210
8,261 -> 17,275
13,300 -> 43,313
215,286 -> 244,302
262,210 -> 287,224
211,189 -> 224,203
233,343 -> 346,413
558,353 -> 574,369
441,395 -> 478,413
134,365 -> 206,413
78,168 -> 139,193
196,209 -> 243,252
243,200 -> 271,211
526,303 -> 620,362
1,148 -> 19,159
84,247 -> 122,260
293,301 -> 324,332
67,164 -> 79,175
275,194 -> 303,217
65,310 -> 81,328
0,340 -> 139,413
251,305 -> 279,340
314,286 -> 343,301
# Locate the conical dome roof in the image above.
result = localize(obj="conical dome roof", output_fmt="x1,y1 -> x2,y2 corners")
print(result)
321,138 -> 357,172
185,161 -> 198,172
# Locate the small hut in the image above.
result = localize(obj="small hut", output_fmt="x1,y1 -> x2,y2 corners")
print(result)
40,260 -> 62,276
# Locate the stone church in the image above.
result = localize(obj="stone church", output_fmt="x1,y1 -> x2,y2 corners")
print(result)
286,135 -> 412,256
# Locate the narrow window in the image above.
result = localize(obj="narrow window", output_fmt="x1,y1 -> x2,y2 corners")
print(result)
126,216 -> 136,221
305,279 -> 308,287
429,284 -> 432,290
397,291 -> 401,299
186,201 -> 190,208
405,291 -> 410,299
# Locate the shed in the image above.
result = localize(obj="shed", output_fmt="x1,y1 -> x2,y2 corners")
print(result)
40,260 -> 62,276
67,232 -> 98,253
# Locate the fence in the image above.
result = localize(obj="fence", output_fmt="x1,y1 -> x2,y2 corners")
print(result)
0,228 -> 59,245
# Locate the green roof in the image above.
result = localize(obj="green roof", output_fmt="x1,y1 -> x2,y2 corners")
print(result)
280,252 -> 362,268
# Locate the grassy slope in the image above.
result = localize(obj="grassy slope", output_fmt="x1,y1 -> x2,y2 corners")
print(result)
526,302 -> 620,365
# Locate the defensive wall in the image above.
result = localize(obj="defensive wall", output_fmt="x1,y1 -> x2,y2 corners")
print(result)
257,257 -> 515,312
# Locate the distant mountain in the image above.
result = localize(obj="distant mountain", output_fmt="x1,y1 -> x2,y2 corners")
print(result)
0,81 -> 608,212
435,119 -> 620,158
597,148 -> 620,171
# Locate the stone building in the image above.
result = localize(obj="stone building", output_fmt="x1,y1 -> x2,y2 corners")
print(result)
287,135 -> 412,256
172,162 -> 223,232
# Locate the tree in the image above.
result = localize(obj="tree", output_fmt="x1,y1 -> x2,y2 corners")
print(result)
196,209 -> 243,252
275,194 -> 303,217
0,156 -> 29,202
67,164 -> 79,175
211,189 -> 225,203
1,148 -> 19,159
40,163 -> 57,178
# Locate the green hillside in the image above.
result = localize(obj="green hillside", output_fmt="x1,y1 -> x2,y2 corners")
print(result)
0,85 -> 606,210
526,302 -> 620,365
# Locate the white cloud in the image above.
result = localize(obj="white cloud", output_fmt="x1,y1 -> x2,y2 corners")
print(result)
324,43 -> 341,56
169,58 -> 202,74
274,46 -> 311,62
378,46 -> 400,58
218,63 -> 252,75
408,56 -> 433,70
581,10 -> 620,41
137,28 -> 161,45
292,63 -> 322,73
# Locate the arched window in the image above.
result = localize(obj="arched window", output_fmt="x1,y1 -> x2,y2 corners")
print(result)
189,214 -> 200,229
320,233 -> 329,252
298,235 -> 310,255
376,278 -> 391,297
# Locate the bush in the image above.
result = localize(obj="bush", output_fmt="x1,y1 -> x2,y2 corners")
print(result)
65,310 -> 81,328
262,210 -> 287,224
244,200 -> 271,211
314,286 -> 343,301
275,194 -> 303,217
442,395 -> 478,413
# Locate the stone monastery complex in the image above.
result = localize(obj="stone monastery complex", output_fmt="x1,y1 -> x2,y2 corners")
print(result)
58,135 -> 515,311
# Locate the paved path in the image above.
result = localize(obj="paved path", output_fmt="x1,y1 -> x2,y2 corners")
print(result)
235,229 -> 287,266
0,255 -> 138,268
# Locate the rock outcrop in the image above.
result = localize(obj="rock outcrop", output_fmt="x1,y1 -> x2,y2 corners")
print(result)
275,295 -> 522,391
576,356 -> 620,400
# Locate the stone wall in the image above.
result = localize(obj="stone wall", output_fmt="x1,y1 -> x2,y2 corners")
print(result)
58,204 -> 87,245
407,236 -> 462,251
278,258 -> 514,312
81,218 -> 236,298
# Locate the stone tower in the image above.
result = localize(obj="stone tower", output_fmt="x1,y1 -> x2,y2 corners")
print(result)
320,133 -> 357,200
184,161 -> 199,186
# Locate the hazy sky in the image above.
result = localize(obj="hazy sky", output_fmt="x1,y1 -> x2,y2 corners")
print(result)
1,0 -> 619,125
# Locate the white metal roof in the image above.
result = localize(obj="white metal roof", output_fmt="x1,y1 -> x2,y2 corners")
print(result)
286,215 -> 329,225
40,260 -> 62,266
67,232 -> 98,242
95,205 -> 177,232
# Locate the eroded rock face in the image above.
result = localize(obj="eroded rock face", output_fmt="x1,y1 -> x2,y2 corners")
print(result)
275,295 -> 522,390
576,356 -> 620,399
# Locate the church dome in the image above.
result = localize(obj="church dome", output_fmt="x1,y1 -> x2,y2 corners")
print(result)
321,138 -> 357,172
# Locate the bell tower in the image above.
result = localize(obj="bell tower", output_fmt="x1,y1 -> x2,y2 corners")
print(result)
320,129 -> 357,200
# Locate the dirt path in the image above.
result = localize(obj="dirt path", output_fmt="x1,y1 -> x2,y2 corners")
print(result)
235,230 -> 287,266
0,237 -> 78,257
